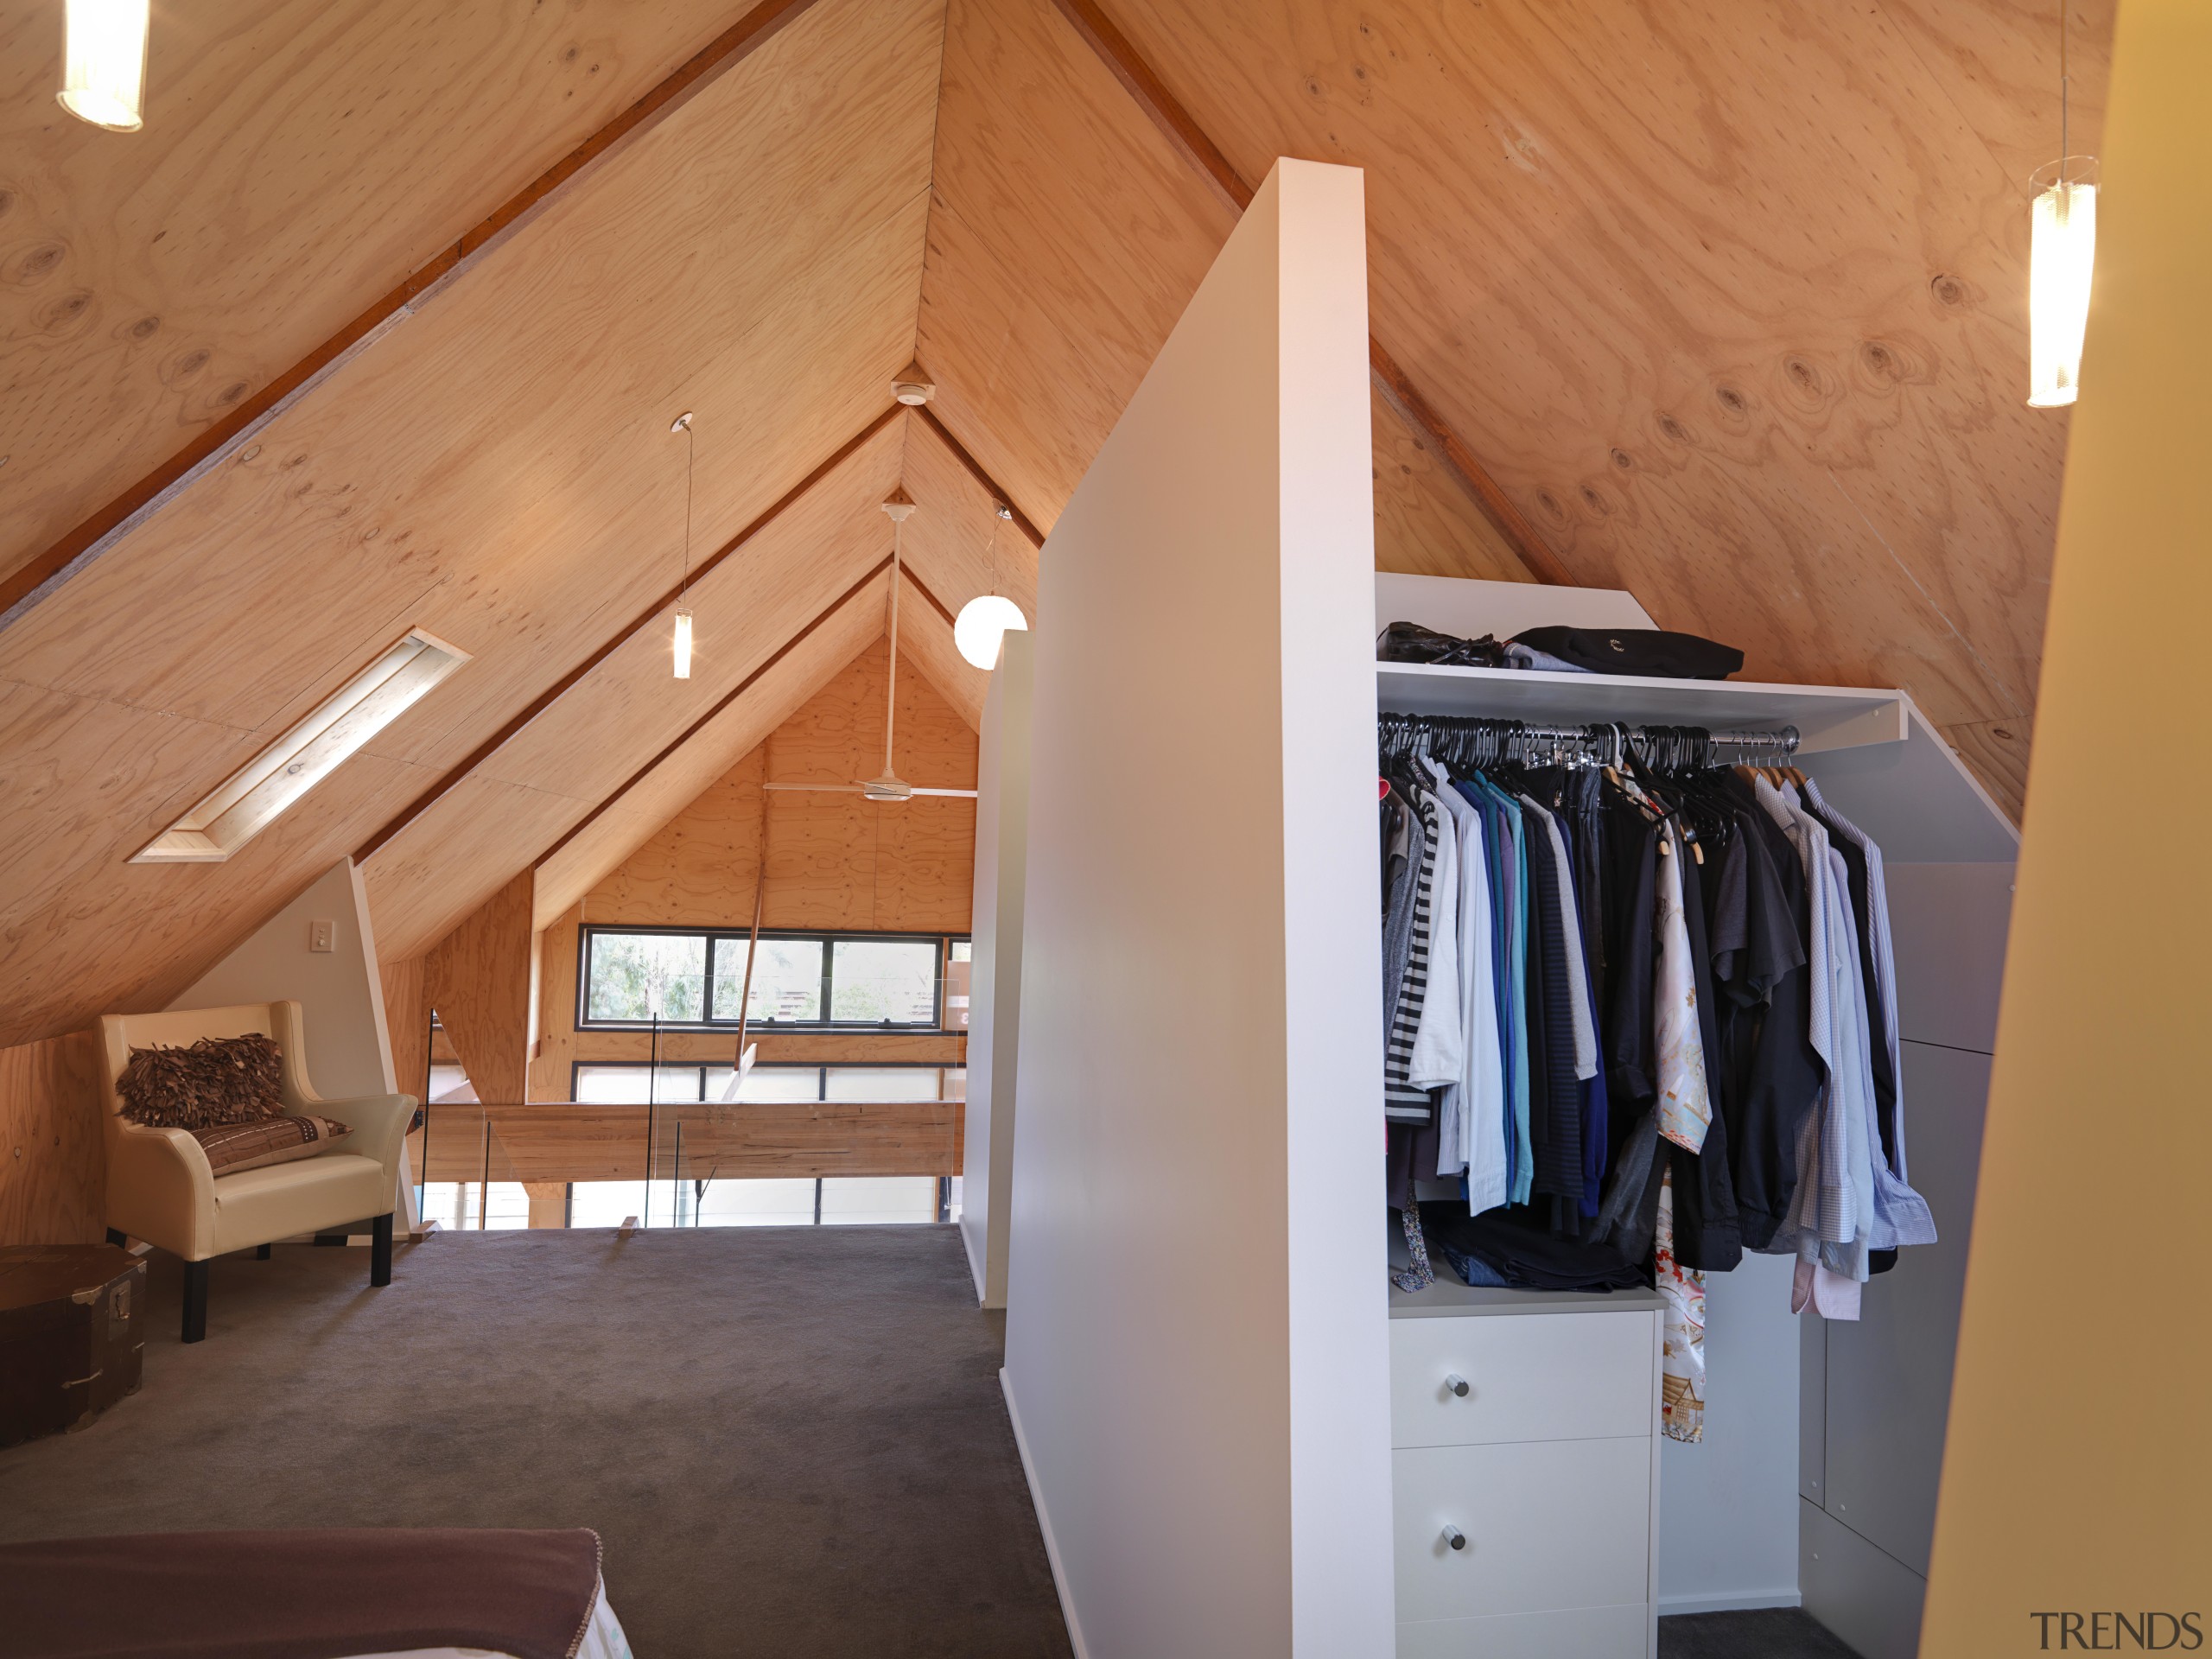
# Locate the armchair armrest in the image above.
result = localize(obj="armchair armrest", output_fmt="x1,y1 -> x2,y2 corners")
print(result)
106,1121 -> 217,1259
305,1094 -> 415,1209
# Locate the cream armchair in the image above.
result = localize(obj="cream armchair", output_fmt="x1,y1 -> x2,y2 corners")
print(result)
98,1001 -> 415,1343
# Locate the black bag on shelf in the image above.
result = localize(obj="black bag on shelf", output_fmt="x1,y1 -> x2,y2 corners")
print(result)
1510,626 -> 1744,680
1376,621 -> 1509,668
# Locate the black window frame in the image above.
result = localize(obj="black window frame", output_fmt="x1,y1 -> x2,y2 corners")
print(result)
569,1058 -> 967,1103
576,925 -> 967,1033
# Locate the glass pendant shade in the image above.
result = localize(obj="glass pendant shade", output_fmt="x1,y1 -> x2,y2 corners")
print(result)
2028,165 -> 2097,407
58,0 -> 149,130
954,594 -> 1028,670
672,607 -> 694,680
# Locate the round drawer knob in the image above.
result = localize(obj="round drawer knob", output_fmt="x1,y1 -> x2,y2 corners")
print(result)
1444,1373 -> 1470,1398
1442,1526 -> 1467,1552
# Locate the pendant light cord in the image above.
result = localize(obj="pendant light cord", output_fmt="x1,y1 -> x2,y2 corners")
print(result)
682,420 -> 694,602
2060,0 -> 2069,180
885,516 -> 901,776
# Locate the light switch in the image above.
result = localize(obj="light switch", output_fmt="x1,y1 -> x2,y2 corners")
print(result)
309,919 -> 335,953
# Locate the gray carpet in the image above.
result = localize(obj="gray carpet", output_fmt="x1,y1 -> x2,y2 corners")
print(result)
1662,1608 -> 1863,1657
0,1226 -> 1072,1659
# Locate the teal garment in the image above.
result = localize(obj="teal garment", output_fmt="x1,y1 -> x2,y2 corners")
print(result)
1465,772 -> 1534,1205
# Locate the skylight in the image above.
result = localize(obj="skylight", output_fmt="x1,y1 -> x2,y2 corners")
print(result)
133,628 -> 469,863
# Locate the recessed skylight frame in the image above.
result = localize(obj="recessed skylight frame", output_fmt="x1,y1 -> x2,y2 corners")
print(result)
133,627 -> 469,863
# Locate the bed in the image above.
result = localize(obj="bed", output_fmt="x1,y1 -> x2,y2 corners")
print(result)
0,1528 -> 634,1659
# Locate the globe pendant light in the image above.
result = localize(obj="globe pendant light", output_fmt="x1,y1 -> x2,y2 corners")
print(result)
954,503 -> 1030,670
59,0 -> 149,130
671,412 -> 696,679
2027,3 -> 2097,408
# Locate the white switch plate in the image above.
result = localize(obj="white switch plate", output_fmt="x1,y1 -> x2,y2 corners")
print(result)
309,919 -> 335,953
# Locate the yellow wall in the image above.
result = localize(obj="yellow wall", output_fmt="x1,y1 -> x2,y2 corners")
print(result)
1920,3 -> 2212,1649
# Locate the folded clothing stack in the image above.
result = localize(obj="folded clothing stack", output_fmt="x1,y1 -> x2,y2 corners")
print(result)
1377,621 -> 1743,681
1421,1200 -> 1654,1294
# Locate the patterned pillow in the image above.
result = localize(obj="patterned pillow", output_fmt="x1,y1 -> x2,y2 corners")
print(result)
188,1114 -> 351,1175
118,1033 -> 286,1128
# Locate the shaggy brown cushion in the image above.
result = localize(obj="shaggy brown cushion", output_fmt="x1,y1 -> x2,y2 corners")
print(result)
117,1033 -> 285,1128
188,1114 -> 350,1175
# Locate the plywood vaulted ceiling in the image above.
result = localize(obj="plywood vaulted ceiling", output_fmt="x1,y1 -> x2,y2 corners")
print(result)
0,0 -> 2108,1047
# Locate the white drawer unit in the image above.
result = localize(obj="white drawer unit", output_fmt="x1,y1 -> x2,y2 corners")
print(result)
1389,1307 -> 1657,1447
1389,1281 -> 1664,1659
1394,1438 -> 1652,1620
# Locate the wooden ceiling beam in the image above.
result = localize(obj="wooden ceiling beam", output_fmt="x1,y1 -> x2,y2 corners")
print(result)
1045,0 -> 1574,587
353,401 -> 901,865
0,0 -> 828,632
911,404 -> 1048,549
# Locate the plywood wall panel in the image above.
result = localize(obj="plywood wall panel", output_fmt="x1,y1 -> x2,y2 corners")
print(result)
0,1029 -> 105,1247
530,574 -> 893,929
1098,0 -> 2104,745
1370,386 -> 1534,584
0,0 -> 755,584
424,868 -> 535,1107
0,0 -> 943,1047
916,0 -> 1533,593
587,636 -> 976,931
380,957 -> 430,1106
0,676 -> 427,1046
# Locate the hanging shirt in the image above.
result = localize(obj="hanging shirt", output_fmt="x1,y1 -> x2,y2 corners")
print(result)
1656,1166 -> 1707,1444
1516,796 -> 1584,1205
1427,762 -> 1508,1212
1407,786 -> 1465,1095
1802,779 -> 1908,1181
1385,789 -> 1443,1120
1521,796 -> 1599,1081
1462,776 -> 1533,1203
1654,823 -> 1715,1154
1720,789 -> 1823,1251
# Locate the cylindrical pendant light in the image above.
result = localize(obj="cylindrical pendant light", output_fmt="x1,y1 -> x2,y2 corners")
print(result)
671,412 -> 696,679
954,503 -> 1028,670
58,0 -> 150,131
2027,165 -> 2097,408
2028,3 -> 2096,408
672,607 -> 695,680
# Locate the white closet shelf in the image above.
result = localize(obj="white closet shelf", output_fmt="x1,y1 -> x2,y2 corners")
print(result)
1375,664 -> 1907,754
1389,1281 -> 1669,1320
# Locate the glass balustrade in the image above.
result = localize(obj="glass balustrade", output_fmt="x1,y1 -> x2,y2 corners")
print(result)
410,1068 -> 963,1233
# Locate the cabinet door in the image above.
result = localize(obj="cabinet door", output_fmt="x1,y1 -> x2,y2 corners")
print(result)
1821,1042 -> 1991,1576
1389,1311 -> 1656,1448
1393,1439 -> 1650,1623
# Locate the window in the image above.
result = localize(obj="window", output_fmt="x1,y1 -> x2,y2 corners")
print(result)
135,628 -> 468,862
578,928 -> 965,1031
573,1062 -> 963,1103
583,933 -> 706,1023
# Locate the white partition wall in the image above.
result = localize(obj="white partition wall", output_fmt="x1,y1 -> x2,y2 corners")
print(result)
1001,159 -> 1394,1656
962,627 -> 1035,1308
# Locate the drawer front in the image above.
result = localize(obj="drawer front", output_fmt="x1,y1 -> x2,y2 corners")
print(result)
1389,1311 -> 1655,1447
1393,1439 -> 1651,1624
1397,1603 -> 1650,1659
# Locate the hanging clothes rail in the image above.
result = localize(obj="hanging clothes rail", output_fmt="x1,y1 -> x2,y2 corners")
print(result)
1377,713 -> 1800,773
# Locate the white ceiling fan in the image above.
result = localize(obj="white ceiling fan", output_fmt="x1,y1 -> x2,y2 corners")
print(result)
764,497 -> 979,804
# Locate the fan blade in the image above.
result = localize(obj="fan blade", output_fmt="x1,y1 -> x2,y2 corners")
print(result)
761,782 -> 866,793
908,787 -> 981,798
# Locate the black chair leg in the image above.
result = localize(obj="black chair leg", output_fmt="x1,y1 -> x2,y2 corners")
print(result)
106,1227 -> 127,1248
370,1214 -> 393,1287
256,1243 -> 272,1260
182,1261 -> 209,1344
